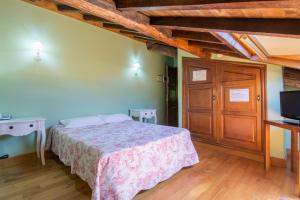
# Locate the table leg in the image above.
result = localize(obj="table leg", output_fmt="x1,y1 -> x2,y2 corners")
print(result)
36,130 -> 41,158
298,149 -> 300,195
40,129 -> 46,165
264,124 -> 271,171
154,115 -> 157,124
291,130 -> 298,172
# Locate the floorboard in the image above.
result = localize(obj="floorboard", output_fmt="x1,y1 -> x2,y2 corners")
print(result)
0,142 -> 298,200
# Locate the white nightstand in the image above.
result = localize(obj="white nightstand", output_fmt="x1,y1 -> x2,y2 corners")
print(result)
0,118 -> 46,165
129,109 -> 157,124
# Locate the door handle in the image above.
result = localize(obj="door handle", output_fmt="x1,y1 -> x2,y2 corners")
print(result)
257,95 -> 261,101
212,95 -> 216,101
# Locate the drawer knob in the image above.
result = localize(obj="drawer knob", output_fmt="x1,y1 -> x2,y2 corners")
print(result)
9,126 -> 14,130
29,124 -> 34,128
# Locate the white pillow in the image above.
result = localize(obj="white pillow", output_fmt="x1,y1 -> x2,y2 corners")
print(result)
59,116 -> 105,128
99,114 -> 132,123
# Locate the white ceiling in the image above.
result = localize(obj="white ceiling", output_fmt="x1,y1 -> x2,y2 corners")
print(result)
252,35 -> 300,57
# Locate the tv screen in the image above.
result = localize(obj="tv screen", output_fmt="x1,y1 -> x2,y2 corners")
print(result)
280,91 -> 300,121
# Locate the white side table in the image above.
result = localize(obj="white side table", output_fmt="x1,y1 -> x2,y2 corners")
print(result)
0,118 -> 46,165
130,109 -> 157,124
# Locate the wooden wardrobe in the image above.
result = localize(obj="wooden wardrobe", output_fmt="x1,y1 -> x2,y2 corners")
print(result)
183,58 -> 266,155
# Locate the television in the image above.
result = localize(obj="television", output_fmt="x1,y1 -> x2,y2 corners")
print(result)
280,91 -> 300,124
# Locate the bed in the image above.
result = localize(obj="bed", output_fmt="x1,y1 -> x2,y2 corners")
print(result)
47,119 -> 199,200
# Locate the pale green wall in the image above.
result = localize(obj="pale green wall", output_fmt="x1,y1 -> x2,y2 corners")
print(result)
0,0 -> 166,157
177,50 -> 198,127
177,49 -> 285,158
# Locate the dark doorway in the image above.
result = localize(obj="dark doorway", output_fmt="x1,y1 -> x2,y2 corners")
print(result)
165,65 -> 178,127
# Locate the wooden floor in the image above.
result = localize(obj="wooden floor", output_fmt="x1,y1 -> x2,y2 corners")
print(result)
0,142 -> 299,200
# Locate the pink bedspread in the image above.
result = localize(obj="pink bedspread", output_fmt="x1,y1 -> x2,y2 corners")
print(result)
47,120 -> 199,200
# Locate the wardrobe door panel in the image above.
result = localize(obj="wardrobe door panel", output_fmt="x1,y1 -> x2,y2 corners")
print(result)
189,112 -> 213,136
183,59 -> 217,142
218,64 -> 262,152
189,87 -> 212,109
223,115 -> 256,142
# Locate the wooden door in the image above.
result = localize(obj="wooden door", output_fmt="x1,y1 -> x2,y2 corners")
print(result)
217,63 -> 263,152
183,59 -> 217,142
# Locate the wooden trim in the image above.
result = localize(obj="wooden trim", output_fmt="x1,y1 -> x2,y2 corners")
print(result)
194,141 -> 286,167
262,64 -> 267,166
270,156 -> 287,168
264,123 -> 271,170
194,141 -> 263,162
265,120 -> 300,131
0,152 -> 36,167
182,57 -> 188,129
0,151 -> 54,168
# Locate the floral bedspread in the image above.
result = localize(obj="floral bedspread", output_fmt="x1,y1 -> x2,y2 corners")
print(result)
47,120 -> 199,200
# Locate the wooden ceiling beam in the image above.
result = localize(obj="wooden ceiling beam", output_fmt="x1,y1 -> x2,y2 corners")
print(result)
53,0 -> 206,57
102,23 -> 139,33
150,17 -> 300,39
189,41 -> 236,53
119,30 -> 153,39
83,14 -> 113,23
135,36 -> 159,43
252,57 -> 300,69
172,30 -> 222,44
234,34 -> 268,60
116,0 -> 299,11
57,4 -> 79,12
146,41 -> 177,58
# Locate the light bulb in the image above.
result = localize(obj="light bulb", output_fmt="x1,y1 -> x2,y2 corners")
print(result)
33,41 -> 43,61
34,42 -> 43,51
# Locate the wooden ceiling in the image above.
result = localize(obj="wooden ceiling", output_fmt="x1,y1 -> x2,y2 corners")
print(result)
23,0 -> 300,68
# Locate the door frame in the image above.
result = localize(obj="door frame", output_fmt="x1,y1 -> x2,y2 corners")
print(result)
182,57 -> 267,154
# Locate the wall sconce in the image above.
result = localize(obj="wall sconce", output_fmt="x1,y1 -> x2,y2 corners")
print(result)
33,41 -> 43,61
133,62 -> 141,76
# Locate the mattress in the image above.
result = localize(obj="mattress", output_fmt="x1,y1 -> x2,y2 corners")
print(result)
47,120 -> 199,200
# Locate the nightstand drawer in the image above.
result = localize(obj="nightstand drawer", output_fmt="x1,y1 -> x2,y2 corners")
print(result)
0,122 -> 38,136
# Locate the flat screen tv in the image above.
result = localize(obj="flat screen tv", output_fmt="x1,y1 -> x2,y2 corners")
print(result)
280,91 -> 300,124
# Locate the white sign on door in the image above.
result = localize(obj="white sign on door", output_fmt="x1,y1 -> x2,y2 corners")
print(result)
192,70 -> 207,81
229,89 -> 249,102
